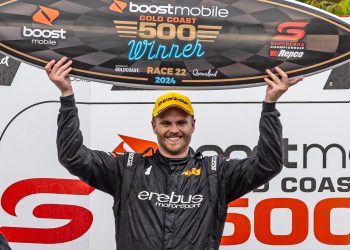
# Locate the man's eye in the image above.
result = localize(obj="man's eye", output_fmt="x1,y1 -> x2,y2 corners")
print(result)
161,122 -> 170,126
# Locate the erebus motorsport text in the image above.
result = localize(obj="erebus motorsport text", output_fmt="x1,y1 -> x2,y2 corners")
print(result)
138,191 -> 203,209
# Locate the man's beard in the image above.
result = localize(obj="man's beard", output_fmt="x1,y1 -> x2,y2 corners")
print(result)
157,133 -> 192,156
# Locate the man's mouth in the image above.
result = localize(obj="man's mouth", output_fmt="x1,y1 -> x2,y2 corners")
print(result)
166,136 -> 182,142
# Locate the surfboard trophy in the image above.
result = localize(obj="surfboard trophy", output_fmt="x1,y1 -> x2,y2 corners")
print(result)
0,0 -> 349,89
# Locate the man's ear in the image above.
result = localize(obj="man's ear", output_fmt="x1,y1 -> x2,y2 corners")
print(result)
191,118 -> 196,133
151,118 -> 157,134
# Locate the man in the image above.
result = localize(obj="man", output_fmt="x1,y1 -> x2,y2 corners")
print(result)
45,57 -> 303,249
0,232 -> 12,250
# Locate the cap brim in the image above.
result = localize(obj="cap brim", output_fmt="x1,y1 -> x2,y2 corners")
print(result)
154,104 -> 193,118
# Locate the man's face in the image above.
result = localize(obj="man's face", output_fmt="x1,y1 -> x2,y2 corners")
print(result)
152,107 -> 195,158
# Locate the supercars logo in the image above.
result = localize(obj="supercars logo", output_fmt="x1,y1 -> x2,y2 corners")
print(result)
109,0 -> 128,13
0,178 -> 94,243
182,168 -> 201,176
273,22 -> 308,41
32,6 -> 60,26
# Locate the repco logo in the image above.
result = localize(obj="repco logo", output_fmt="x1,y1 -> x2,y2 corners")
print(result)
273,22 -> 308,41
270,50 -> 304,59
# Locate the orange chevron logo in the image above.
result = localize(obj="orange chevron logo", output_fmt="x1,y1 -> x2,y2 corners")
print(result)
113,134 -> 158,156
109,0 -> 127,13
182,168 -> 201,176
32,6 -> 59,26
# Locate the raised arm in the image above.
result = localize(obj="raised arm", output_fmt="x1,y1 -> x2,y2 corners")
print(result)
46,58 -> 123,196
222,67 -> 303,203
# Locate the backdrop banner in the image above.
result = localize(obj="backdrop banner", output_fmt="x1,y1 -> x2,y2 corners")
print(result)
0,16 -> 349,250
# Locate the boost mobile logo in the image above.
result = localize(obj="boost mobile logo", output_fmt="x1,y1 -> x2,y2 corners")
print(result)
32,6 -> 59,26
24,6 -> 66,45
127,2 -> 229,18
109,0 -> 127,13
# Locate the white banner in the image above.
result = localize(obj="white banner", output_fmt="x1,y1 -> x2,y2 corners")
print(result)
0,17 -> 349,250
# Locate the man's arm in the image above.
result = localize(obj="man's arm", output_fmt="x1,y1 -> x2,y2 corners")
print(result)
222,67 -> 303,203
46,57 -> 123,196
222,102 -> 282,203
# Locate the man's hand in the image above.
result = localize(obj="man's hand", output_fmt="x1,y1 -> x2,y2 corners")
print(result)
264,67 -> 304,103
45,57 -> 73,97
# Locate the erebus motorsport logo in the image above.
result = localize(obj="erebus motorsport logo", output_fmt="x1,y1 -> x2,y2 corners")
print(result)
138,191 -> 203,209
22,6 -> 66,46
270,22 -> 308,59
112,1 -> 229,18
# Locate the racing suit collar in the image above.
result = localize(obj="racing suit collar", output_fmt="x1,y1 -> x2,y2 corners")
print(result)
154,148 -> 202,171
155,149 -> 190,166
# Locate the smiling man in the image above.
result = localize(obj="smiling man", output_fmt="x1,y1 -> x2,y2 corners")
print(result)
152,93 -> 195,158
45,57 -> 303,250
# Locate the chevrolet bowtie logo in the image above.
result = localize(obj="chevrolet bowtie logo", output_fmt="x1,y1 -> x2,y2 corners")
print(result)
109,0 -> 127,13
182,168 -> 201,176
32,6 -> 60,26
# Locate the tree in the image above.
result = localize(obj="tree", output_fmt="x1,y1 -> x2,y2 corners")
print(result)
297,0 -> 350,15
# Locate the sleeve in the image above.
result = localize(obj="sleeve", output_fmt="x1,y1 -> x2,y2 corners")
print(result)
57,94 -> 124,196
222,102 -> 283,203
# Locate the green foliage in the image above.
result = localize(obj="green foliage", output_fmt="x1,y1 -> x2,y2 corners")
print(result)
297,0 -> 350,15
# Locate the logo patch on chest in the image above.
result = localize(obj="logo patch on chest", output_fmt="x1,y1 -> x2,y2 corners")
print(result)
182,168 -> 201,176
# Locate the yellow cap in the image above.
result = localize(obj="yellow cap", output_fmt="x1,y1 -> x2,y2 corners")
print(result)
152,92 -> 194,118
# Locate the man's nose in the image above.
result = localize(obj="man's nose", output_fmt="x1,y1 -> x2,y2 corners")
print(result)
168,123 -> 180,133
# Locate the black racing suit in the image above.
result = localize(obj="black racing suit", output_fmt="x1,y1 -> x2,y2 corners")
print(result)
0,233 -> 12,250
57,95 -> 283,250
